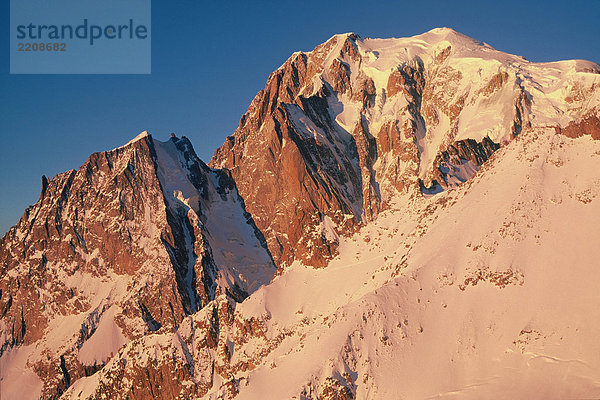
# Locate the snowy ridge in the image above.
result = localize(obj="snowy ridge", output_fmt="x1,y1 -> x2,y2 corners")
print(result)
113,130 -> 149,150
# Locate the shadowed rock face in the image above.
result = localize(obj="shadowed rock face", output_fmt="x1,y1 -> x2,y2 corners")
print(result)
426,137 -> 501,192
0,134 -> 274,398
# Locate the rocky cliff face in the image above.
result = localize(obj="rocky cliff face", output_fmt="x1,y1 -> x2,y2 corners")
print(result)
0,133 -> 274,399
2,28 -> 600,400
210,27 -> 600,271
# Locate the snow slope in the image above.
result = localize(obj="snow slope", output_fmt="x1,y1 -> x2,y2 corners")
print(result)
63,126 -> 600,400
153,137 -> 275,299
217,128 -> 600,399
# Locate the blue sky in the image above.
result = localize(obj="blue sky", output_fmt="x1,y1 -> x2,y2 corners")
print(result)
1,0 -> 598,234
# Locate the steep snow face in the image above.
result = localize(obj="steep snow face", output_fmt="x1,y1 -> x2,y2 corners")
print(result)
0,133 -> 274,399
77,306 -> 127,366
152,136 -> 275,300
210,27 -> 600,270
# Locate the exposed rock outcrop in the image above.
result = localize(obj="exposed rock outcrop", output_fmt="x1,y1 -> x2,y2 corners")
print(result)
427,137 -> 501,191
558,110 -> 600,140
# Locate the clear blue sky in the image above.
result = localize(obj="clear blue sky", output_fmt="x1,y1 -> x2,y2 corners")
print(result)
1,0 -> 598,234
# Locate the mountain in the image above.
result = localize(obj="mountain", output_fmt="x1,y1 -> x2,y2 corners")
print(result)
210,28 -> 600,271
1,28 -> 600,399
0,133 -> 274,399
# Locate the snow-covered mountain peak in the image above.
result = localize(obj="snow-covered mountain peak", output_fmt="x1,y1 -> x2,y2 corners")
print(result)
116,130 -> 151,150
129,129 -> 149,143
418,26 -> 486,45
211,28 -> 600,270
2,29 -> 600,400
0,132 -> 275,399
426,26 -> 457,34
